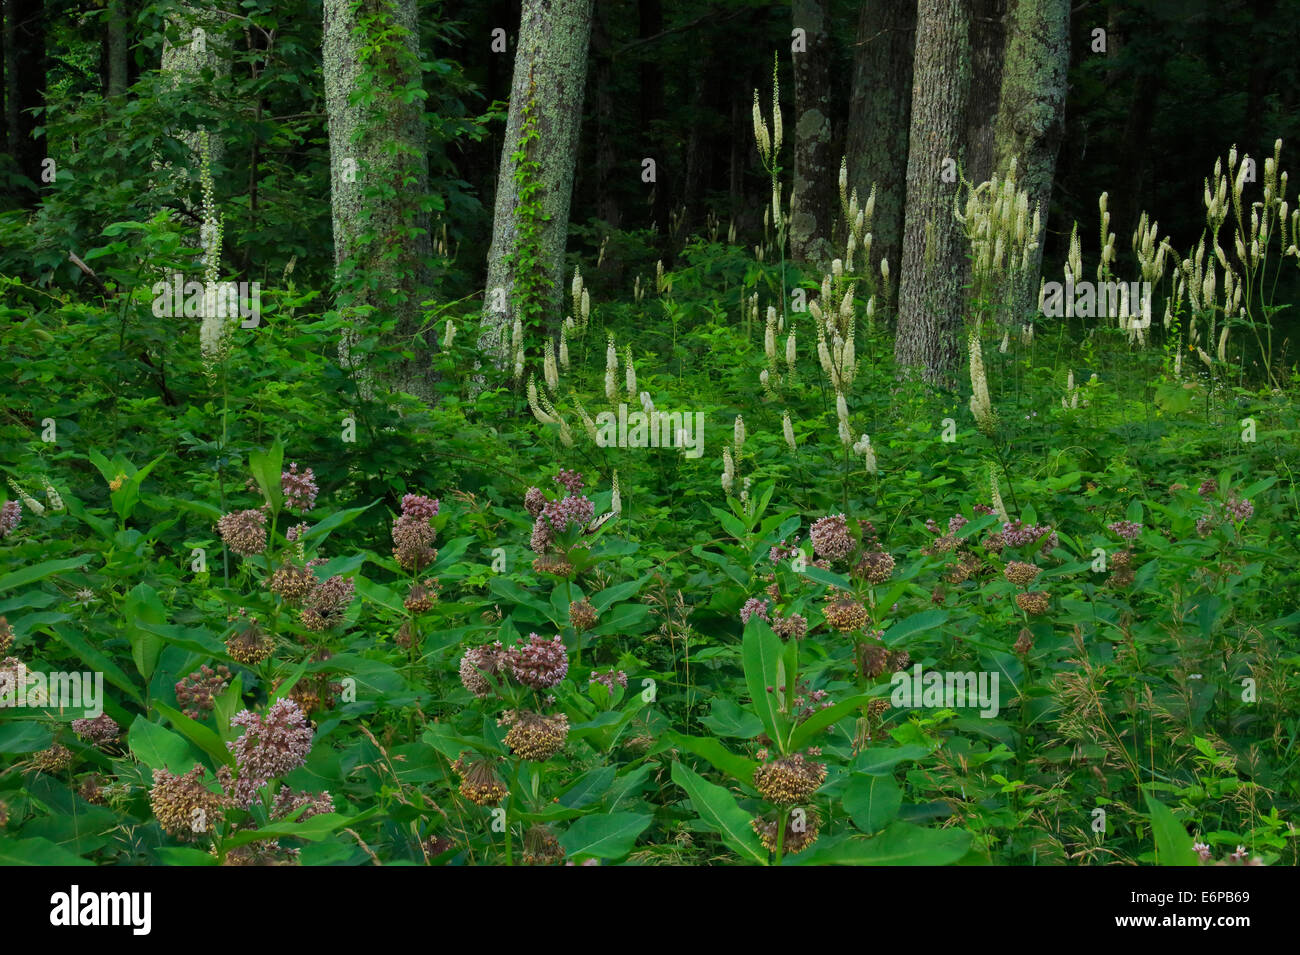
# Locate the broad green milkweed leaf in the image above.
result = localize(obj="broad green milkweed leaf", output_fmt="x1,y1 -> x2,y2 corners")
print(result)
792,821 -> 971,865
670,761 -> 767,865
1144,794 -> 1201,866
557,812 -> 651,862
668,732 -> 759,785
843,773 -> 902,834
248,437 -> 285,514
0,555 -> 92,595
742,618 -> 789,750
127,716 -> 198,774
153,701 -> 235,767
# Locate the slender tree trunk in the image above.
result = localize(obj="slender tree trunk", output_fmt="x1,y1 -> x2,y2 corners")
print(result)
105,0 -> 130,97
894,0 -> 970,385
963,0 -> 1005,186
993,0 -> 1070,324
789,0 -> 834,264
480,0 -> 594,370
2,0 -> 11,153
591,6 -> 619,228
160,3 -> 230,171
845,0 -> 915,282
324,0 -> 433,398
638,0 -> 668,237
1243,0 -> 1277,152
6,0 -> 45,204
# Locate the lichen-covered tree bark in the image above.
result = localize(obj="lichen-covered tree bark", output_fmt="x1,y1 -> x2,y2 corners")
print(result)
324,0 -> 433,398
993,0 -> 1069,321
480,0 -> 594,370
160,3 -> 230,170
894,0 -> 970,385
845,0 -> 915,282
789,0 -> 833,264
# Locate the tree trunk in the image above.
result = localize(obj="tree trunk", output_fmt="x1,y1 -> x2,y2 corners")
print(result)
324,0 -> 433,398
6,0 -> 45,205
894,0 -> 970,385
963,0 -> 1005,186
104,0 -> 130,97
480,0 -> 594,370
591,5 -> 619,228
789,0 -> 834,264
845,0 -> 915,282
993,0 -> 1069,323
160,3 -> 230,170
638,0 -> 668,237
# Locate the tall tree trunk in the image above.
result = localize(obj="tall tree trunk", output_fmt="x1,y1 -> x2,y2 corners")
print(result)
324,0 -> 433,398
789,0 -> 834,264
160,3 -> 230,171
2,0 -> 10,153
6,0 -> 45,204
845,0 -> 915,282
894,0 -> 970,385
591,6 -> 619,228
963,0 -> 1005,185
993,0 -> 1069,323
104,0 -> 130,97
638,0 -> 668,236
480,0 -> 594,370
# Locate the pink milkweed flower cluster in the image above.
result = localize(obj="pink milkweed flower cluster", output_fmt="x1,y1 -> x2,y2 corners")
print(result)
528,474 -> 595,554
740,597 -> 770,625
508,633 -> 569,690
217,508 -> 268,556
281,463 -> 319,513
0,500 -> 20,539
809,514 -> 855,562
1108,520 -> 1142,541
221,698 -> 315,808
392,493 -> 439,571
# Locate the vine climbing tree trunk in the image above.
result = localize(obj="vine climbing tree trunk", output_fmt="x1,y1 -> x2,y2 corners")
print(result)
480,0 -> 594,373
323,0 -> 433,399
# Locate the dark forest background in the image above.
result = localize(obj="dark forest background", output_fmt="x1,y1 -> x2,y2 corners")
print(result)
3,0 -> 1298,305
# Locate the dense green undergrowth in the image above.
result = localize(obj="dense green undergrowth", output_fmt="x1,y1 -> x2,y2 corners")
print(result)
2,209 -> 1298,864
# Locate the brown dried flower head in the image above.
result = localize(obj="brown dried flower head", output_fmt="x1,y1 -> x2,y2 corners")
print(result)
1003,560 -> 1041,587
1015,591 -> 1050,616
226,619 -> 274,665
532,553 -> 574,578
503,711 -> 570,761
29,743 -> 75,774
268,562 -> 317,606
458,642 -> 506,697
752,808 -> 821,854
150,766 -> 226,838
404,579 -> 440,613
452,755 -> 509,806
569,599 -> 598,633
217,509 -> 268,557
523,824 -> 566,865
823,596 -> 869,632
855,549 -> 895,584
753,752 -> 827,805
